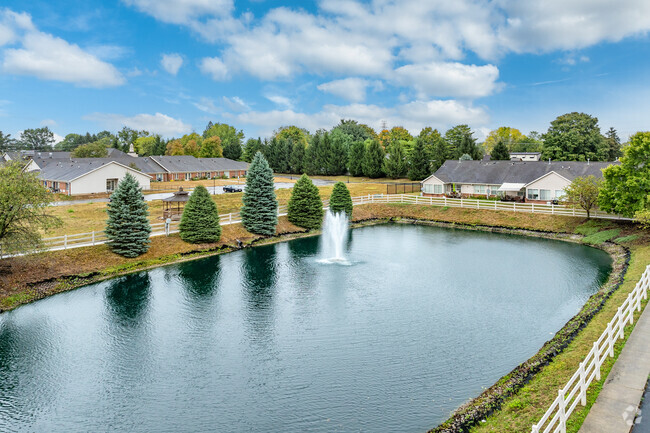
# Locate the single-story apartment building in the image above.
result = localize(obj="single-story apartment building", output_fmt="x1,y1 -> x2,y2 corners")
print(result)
1,151 -> 40,172
38,160 -> 151,195
421,160 -> 615,203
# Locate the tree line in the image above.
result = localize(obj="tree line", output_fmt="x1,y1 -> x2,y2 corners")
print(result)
1,112 -> 625,181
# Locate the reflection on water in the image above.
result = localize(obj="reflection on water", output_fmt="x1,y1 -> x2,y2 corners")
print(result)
0,224 -> 612,433
105,272 -> 151,325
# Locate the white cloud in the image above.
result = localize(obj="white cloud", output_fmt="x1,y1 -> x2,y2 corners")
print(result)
265,95 -> 293,109
84,112 -> 192,137
52,132 -> 64,144
230,99 -> 489,137
222,96 -> 250,112
193,97 -> 219,114
317,78 -> 372,102
122,0 -> 233,25
199,56 -> 228,80
393,62 -> 501,99
0,10 -> 124,88
86,44 -> 131,61
161,53 -> 183,75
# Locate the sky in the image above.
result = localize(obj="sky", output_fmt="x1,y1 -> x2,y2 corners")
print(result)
1,0 -> 650,143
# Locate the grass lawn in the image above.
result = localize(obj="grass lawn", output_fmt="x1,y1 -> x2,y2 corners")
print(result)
43,182 -> 388,237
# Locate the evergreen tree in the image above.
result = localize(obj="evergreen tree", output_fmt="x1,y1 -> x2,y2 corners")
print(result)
241,152 -> 278,235
319,132 -> 333,175
328,134 -> 348,175
243,138 -> 263,162
105,173 -> 151,258
457,132 -> 481,160
605,127 -> 622,161
290,140 -> 306,174
383,141 -> 407,178
348,140 -> 366,176
287,174 -> 323,230
430,137 -> 449,171
407,138 -> 431,181
304,133 -> 322,175
223,141 -> 242,160
179,185 -> 222,243
459,153 -> 473,161
490,138 -> 511,160
363,139 -> 385,178
329,181 -> 353,217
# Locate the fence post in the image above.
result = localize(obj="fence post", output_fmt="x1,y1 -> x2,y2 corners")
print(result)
513,202 -> 516,212
617,307 -> 625,339
64,234 -> 67,249
607,322 -> 615,357
579,361 -> 587,406
573,208 -> 575,216
476,199 -> 479,209
558,388 -> 567,432
444,196 -> 447,207
532,203 -> 535,213
494,201 -> 497,210
460,197 -> 463,208
229,213 -> 232,224
593,341 -> 601,380
92,231 -> 95,246
552,203 -> 554,215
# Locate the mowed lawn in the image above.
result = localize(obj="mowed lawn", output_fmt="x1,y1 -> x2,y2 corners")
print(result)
44,182 -> 388,237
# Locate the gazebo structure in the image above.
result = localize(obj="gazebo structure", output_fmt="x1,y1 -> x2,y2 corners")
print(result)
162,187 -> 190,220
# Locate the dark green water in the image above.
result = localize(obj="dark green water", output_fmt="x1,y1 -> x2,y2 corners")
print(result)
0,224 -> 611,433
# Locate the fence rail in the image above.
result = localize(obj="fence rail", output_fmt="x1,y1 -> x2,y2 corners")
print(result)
0,194 -> 632,258
531,265 -> 650,433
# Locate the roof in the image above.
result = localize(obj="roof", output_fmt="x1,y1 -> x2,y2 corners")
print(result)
38,160 -> 151,182
430,160 -> 617,185
149,156 -> 249,173
510,152 -> 541,155
497,183 -> 526,191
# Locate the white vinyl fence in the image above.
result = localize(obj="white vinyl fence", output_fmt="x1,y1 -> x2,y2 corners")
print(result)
0,194 -> 631,258
531,265 -> 650,433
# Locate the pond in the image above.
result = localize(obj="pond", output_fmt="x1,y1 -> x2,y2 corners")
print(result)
0,224 -> 612,432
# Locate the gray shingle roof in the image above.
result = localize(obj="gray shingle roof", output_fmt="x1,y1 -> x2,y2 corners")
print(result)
37,160 -> 147,182
149,156 -> 248,173
431,160 -> 617,185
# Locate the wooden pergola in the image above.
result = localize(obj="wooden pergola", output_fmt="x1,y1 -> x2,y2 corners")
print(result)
162,187 -> 190,220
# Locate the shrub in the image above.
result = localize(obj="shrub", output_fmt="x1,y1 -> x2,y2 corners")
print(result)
287,174 -> 323,230
329,181 -> 353,217
179,185 -> 222,243
105,173 -> 151,257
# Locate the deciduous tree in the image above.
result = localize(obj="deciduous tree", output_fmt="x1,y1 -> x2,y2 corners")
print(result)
541,112 -> 608,161
563,176 -> 603,218
199,136 -> 223,158
19,127 -> 55,150
0,161 -> 61,254
71,140 -> 109,158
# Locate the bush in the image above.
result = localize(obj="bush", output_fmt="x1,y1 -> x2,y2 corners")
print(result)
179,185 -> 222,243
287,174 -> 323,230
241,152 -> 278,235
105,173 -> 151,257
329,181 -> 353,217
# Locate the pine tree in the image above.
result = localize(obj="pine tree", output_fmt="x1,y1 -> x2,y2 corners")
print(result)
290,140 -> 306,174
287,174 -> 323,230
223,141 -> 242,160
319,132 -> 333,175
179,185 -> 222,243
430,137 -> 448,171
348,140 -> 365,176
329,181 -> 353,217
241,152 -> 278,235
363,139 -> 385,178
383,141 -> 407,178
490,138 -> 511,160
407,138 -> 431,181
305,133 -> 321,175
328,135 -> 348,175
105,173 -> 151,257
243,138 -> 263,162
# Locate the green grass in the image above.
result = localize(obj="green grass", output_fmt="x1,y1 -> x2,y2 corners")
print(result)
575,220 -> 610,236
582,229 -> 621,244
614,235 -> 639,244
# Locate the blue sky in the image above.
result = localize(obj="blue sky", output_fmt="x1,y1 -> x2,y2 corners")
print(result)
1,0 -> 649,143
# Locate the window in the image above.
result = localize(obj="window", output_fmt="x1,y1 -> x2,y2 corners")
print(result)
527,189 -> 539,199
555,190 -> 565,199
540,189 -> 551,200
185,173 -> 191,181
106,178 -> 118,192
423,184 -> 433,193
474,185 -> 486,194
434,184 -> 443,194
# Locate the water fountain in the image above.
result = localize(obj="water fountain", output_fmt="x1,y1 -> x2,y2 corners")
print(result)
318,209 -> 349,264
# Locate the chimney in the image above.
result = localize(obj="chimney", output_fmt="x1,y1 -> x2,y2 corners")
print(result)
548,158 -> 551,164
587,158 -> 590,165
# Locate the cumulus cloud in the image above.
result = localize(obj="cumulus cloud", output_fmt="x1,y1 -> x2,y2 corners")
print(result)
84,112 -> 192,137
193,97 -> 219,114
122,0 -> 233,25
317,78 -> 373,102
0,9 -> 124,88
222,96 -> 250,112
161,53 -> 183,75
199,56 -> 228,80
265,94 -> 293,109
393,62 -> 501,99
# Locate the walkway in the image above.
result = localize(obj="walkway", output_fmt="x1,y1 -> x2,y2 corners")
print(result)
579,299 -> 650,433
